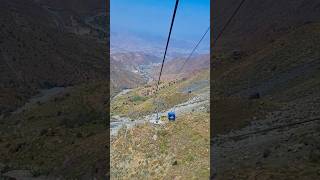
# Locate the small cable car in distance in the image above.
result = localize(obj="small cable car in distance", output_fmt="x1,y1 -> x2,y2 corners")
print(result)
168,111 -> 176,121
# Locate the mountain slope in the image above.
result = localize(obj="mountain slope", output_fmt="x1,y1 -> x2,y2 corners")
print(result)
35,0 -> 105,15
0,0 -> 107,114
110,58 -> 145,97
150,54 -> 210,81
34,0 -> 107,37
212,23 -> 320,135
0,0 -> 108,179
213,0 -> 320,52
211,0 -> 320,178
110,31 -> 206,57
111,69 -> 210,179
0,82 -> 108,179
111,52 -> 160,72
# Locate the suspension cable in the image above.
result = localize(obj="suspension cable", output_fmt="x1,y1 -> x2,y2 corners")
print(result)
177,26 -> 210,75
171,26 -> 210,112
153,27 -> 210,115
213,0 -> 247,46
153,0 -> 180,120
219,117 -> 320,141
156,0 -> 180,91
154,0 -> 247,116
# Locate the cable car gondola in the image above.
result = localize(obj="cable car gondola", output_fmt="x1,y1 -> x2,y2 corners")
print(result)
168,111 -> 176,121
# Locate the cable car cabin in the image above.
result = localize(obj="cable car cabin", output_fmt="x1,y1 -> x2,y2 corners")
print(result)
168,111 -> 176,121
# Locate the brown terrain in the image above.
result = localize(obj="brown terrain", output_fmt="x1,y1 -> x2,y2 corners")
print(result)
110,52 -> 161,96
0,0 -> 108,179
150,54 -> 210,81
0,0 -> 107,115
211,0 -> 320,179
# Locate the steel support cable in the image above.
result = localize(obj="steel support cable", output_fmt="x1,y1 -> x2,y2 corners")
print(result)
164,26 -> 210,112
153,0 -> 247,117
177,26 -> 210,75
156,0 -> 180,90
153,0 -> 180,120
162,0 -> 246,102
213,0 -> 247,47
209,0 -> 320,144
215,117 -> 320,142
153,26 -> 209,117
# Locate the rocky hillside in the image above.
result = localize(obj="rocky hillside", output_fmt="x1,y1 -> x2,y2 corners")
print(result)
212,23 -> 320,100
143,53 -> 210,83
0,82 -> 108,179
155,54 -> 210,80
110,58 -> 145,97
212,23 -> 320,179
34,0 -> 107,36
110,52 -> 209,97
111,112 -> 209,179
110,30 -> 204,57
111,69 -> 210,179
111,52 -> 160,71
211,0 -> 320,178
0,0 -> 107,115
0,0 -> 108,179
110,52 -> 160,92
111,69 -> 209,118
35,0 -> 105,15
213,0 -> 320,52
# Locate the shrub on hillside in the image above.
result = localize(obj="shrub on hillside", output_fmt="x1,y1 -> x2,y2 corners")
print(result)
131,95 -> 147,102
59,96 -> 103,128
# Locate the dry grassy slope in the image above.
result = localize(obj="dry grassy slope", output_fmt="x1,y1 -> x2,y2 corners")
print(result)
212,0 -> 320,52
111,112 -> 209,179
110,52 -> 158,95
212,23 -> 320,135
110,58 -> 146,97
151,54 -> 210,81
111,70 -> 209,118
217,161 -> 320,180
0,0 -> 107,114
111,70 -> 209,178
33,0 -> 107,38
211,1 -> 320,178
0,81 -> 107,179
35,0 -> 105,15
109,51 -> 162,95
0,0 -> 108,178
111,52 -> 160,67
213,23 -> 320,97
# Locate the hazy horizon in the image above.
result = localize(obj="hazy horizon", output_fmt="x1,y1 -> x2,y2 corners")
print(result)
111,0 -> 210,53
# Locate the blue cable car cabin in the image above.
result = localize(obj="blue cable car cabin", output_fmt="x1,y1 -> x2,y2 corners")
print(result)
168,111 -> 176,121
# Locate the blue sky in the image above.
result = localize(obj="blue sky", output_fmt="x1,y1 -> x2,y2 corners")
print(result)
111,0 -> 210,44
